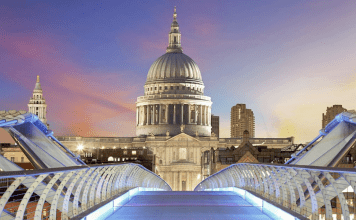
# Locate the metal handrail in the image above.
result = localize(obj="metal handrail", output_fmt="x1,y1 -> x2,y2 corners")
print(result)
195,163 -> 356,220
0,163 -> 171,220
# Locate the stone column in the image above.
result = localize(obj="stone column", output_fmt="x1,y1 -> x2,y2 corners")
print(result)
188,104 -> 191,124
173,104 -> 176,124
147,105 -> 150,125
187,172 -> 191,191
173,172 -> 177,191
194,105 -> 198,124
204,106 -> 206,126
136,107 -> 139,125
207,106 -> 209,125
158,104 -> 162,124
165,104 -> 168,124
181,104 -> 184,124
165,147 -> 168,165
200,105 -> 202,125
179,171 -> 182,191
153,105 -> 156,124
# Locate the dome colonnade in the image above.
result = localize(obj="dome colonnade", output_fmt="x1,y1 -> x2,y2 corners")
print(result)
136,7 -> 212,137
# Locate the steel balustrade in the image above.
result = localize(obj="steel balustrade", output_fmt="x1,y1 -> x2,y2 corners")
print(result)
0,163 -> 171,220
194,163 -> 356,220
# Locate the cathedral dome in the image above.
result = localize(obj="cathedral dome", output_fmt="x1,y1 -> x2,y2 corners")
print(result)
146,52 -> 203,84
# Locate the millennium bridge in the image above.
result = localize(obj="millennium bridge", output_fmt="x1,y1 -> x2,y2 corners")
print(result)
1,110 -> 356,219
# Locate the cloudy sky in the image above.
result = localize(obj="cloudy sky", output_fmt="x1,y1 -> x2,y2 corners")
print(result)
1,0 -> 355,144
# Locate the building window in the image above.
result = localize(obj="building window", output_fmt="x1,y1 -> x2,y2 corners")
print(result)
132,150 -> 136,155
171,86 -> 173,90
159,159 -> 162,164
123,150 -> 127,155
165,86 -> 168,90
159,87 -> 162,90
177,86 -> 179,90
155,87 -> 157,90
140,150 -> 144,155
174,36 -> 176,42
118,158 -> 121,161
36,107 -> 38,110
11,157 -> 15,162
21,157 -> 24,162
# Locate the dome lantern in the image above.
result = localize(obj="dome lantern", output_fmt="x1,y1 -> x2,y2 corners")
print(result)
166,6 -> 183,53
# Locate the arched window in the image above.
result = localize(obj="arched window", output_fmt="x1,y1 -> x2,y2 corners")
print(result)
108,156 -> 114,161
174,36 -> 176,43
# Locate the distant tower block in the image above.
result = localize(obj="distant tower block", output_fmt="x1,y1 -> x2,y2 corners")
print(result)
230,104 -> 255,138
322,105 -> 347,129
28,75 -> 48,128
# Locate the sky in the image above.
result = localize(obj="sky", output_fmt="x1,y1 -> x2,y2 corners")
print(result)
1,0 -> 355,144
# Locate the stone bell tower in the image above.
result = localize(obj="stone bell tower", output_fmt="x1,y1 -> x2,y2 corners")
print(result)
28,75 -> 48,128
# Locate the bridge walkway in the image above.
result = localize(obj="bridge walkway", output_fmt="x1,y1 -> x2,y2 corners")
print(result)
106,191 -> 272,220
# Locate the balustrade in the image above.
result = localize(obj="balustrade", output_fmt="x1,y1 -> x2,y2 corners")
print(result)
195,163 -> 356,220
0,163 -> 170,220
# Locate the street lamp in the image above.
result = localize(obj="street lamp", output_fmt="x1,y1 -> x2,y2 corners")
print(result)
77,144 -> 84,151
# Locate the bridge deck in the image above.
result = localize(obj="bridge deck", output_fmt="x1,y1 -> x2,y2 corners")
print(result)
107,191 -> 272,220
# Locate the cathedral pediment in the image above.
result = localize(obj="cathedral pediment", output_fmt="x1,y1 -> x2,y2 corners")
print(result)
237,151 -> 259,163
167,133 -> 200,143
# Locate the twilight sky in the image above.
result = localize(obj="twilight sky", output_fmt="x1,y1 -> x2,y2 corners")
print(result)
1,0 -> 355,144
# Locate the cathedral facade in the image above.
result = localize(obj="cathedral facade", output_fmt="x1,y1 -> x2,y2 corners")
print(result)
56,8 -> 294,191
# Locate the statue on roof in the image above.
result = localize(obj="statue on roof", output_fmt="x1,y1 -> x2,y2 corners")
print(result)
180,124 -> 185,133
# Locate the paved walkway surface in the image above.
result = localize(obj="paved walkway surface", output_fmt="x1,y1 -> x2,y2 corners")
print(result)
106,191 -> 272,220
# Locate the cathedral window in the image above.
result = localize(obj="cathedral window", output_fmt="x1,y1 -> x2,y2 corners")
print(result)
132,150 -> 136,155
165,86 -> 167,90
36,107 -> 38,110
155,87 -> 157,90
159,87 -> 162,90
174,36 -> 176,43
